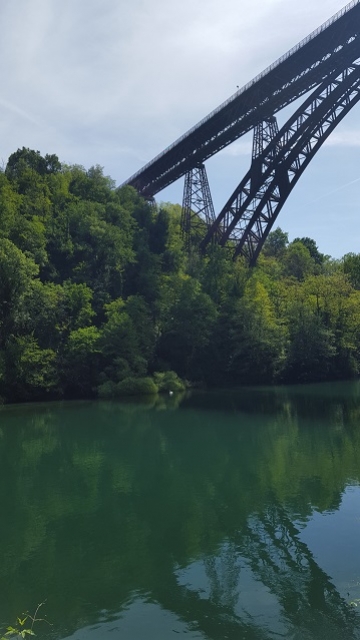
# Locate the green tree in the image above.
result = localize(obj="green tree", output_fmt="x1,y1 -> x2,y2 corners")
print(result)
5,147 -> 61,182
283,241 -> 315,280
343,252 -> 360,289
227,276 -> 286,384
200,245 -> 235,305
284,298 -> 336,383
21,280 -> 94,353
3,336 -> 57,401
100,296 -> 154,383
61,326 -> 101,397
0,173 -> 21,237
292,236 -> 325,265
156,274 -> 217,378
301,273 -> 360,379
0,238 -> 38,341
263,227 -> 288,258
10,214 -> 48,266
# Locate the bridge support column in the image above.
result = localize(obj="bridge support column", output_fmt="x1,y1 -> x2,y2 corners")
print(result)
181,164 -> 216,250
252,116 -> 280,173
201,117 -> 279,249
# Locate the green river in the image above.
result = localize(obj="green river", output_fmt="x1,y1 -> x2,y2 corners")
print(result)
1,382 -> 360,639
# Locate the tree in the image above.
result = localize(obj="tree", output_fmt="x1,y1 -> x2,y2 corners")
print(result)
343,253 -> 360,289
283,241 -> 315,281
227,276 -> 286,384
3,336 -> 57,401
100,297 -> 154,383
0,238 -> 38,341
292,236 -> 325,265
0,173 -> 21,237
21,280 -> 94,352
10,214 -> 48,266
61,326 -> 101,397
263,227 -> 288,258
200,245 -> 235,305
284,299 -> 336,383
69,164 -> 115,203
156,274 -> 218,378
301,273 -> 360,379
5,148 -> 61,181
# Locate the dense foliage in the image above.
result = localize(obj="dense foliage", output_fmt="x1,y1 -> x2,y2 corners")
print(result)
1,147 -> 360,402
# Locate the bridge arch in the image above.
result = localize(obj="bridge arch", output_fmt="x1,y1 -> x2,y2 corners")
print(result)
121,1 -> 360,262
201,59 -> 360,262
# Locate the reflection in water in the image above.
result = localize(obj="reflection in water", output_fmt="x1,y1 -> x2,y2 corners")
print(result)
0,383 -> 360,639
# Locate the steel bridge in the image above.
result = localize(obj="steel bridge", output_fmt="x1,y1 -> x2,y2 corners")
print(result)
121,1 -> 360,264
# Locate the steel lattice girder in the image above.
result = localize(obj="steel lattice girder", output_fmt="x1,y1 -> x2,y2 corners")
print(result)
121,2 -> 360,198
201,60 -> 360,263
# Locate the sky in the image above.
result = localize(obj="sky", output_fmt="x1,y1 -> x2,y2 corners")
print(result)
0,0 -> 359,258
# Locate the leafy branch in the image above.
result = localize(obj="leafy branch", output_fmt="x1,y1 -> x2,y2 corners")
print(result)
1,603 -> 51,639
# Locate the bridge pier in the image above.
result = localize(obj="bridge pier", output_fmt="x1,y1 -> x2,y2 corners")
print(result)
181,164 -> 217,250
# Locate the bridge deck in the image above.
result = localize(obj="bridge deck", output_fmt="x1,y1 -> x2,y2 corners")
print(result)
121,0 -> 360,198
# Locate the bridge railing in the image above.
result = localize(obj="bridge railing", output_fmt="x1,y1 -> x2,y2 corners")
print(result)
122,0 -> 359,188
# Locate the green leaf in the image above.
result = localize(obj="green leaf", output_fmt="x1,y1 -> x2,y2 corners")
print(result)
349,598 -> 360,607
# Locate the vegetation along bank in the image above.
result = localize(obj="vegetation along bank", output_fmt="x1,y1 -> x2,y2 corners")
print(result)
1,147 -> 360,403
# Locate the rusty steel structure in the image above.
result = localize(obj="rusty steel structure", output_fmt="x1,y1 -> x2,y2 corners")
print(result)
121,1 -> 360,262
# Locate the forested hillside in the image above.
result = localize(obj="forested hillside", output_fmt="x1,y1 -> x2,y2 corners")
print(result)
1,147 -> 360,403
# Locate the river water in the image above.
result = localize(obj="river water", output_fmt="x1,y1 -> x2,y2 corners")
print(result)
1,382 -> 360,639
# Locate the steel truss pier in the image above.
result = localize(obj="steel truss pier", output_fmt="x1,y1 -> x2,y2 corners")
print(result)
181,164 -> 217,249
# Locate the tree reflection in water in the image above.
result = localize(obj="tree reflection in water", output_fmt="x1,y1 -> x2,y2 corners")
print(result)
0,384 -> 359,639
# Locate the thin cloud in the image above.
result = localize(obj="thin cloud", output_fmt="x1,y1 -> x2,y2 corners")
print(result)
0,98 -> 44,128
307,177 -> 360,204
324,130 -> 360,148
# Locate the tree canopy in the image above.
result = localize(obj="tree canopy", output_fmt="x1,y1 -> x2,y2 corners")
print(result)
0,147 -> 359,402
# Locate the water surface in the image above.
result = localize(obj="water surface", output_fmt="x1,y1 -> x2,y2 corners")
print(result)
1,382 -> 360,639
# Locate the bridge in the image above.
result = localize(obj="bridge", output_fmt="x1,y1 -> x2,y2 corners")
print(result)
121,0 -> 360,264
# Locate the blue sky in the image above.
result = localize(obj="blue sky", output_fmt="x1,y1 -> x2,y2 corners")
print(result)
0,0 -> 359,258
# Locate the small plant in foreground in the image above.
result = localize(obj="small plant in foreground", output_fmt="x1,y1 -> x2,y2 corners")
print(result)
349,598 -> 360,608
1,603 -> 50,639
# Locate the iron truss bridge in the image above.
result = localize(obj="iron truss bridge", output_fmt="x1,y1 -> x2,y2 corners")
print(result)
121,0 -> 360,264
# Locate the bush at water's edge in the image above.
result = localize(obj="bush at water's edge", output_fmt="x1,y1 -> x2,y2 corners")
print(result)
98,371 -> 186,398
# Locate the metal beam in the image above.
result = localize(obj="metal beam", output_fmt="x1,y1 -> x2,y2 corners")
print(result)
120,1 -> 360,198
202,60 -> 360,263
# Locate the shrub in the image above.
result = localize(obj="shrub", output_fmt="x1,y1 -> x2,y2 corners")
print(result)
117,376 -> 158,396
97,380 -> 118,399
153,370 -> 186,392
98,376 -> 158,397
